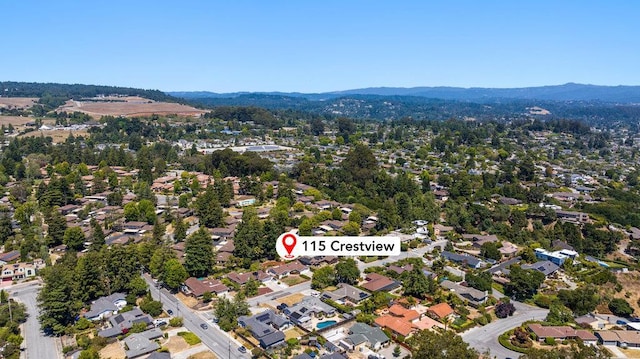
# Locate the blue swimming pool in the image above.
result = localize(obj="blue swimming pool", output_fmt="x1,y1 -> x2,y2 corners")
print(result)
316,320 -> 337,329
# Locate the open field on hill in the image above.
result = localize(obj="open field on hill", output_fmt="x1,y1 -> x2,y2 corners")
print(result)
57,96 -> 206,117
0,97 -> 37,109
20,129 -> 90,143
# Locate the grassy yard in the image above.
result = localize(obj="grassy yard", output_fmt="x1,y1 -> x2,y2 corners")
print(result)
281,275 -> 308,286
492,282 -> 505,294
177,331 -> 202,345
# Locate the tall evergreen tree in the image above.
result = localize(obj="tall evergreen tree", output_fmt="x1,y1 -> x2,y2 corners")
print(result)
195,187 -> 224,228
184,228 -> 214,277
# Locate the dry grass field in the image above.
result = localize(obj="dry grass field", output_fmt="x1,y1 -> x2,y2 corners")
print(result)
278,293 -> 305,307
20,129 -> 90,143
189,351 -> 218,359
0,97 -> 37,109
99,341 -> 125,359
0,115 -> 37,126
57,96 -> 205,118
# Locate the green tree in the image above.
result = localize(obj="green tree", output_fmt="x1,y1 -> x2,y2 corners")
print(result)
173,217 -> 187,242
78,348 -> 100,359
557,286 -> 600,316
311,266 -> 336,289
63,226 -> 85,251
184,228 -> 214,278
89,218 -> 105,250
480,242 -> 502,261
127,276 -> 148,297
140,293 -> 163,317
342,221 -> 361,236
335,258 -> 360,285
0,206 -> 14,246
45,209 -> 67,247
163,259 -> 188,290
215,295 -> 250,332
545,303 -> 574,325
407,329 -> 478,359
403,267 -> 435,299
609,298 -> 634,317
504,265 -> 545,300
195,187 -> 224,228
465,271 -> 493,293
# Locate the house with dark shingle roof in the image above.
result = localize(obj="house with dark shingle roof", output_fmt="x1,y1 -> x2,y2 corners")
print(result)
123,328 -> 162,358
83,293 -> 127,321
322,283 -> 370,305
441,251 -> 485,269
440,280 -> 487,307
361,273 -> 401,292
522,260 -> 560,277
345,322 -> 389,350
238,309 -> 289,349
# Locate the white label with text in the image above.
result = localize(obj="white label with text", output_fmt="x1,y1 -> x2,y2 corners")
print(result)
276,233 -> 401,260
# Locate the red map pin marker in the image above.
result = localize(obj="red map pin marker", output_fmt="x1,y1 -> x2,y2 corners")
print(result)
282,233 -> 297,259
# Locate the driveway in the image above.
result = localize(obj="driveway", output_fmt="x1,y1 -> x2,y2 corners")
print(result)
6,280 -> 62,359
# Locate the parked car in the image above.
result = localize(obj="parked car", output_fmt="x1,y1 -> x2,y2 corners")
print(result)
238,346 -> 247,353
200,323 -> 208,330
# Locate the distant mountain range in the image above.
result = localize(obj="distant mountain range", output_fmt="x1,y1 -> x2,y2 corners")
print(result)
169,83 -> 640,103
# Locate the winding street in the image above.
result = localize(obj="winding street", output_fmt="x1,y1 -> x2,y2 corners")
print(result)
461,299 -> 549,359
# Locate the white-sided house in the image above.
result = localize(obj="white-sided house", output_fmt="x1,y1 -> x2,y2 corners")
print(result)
267,261 -> 310,279
84,293 -> 127,321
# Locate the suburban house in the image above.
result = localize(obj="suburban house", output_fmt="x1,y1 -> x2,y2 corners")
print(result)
215,240 -> 235,264
441,251 -> 485,269
298,256 -> 338,267
182,277 -> 229,298
266,261 -> 310,279
596,330 -> 640,348
361,273 -> 401,293
555,210 -> 590,223
0,250 -> 20,265
98,308 -> 153,338
321,283 -> 371,306
575,314 -> 607,330
522,260 -> 560,277
374,304 -> 420,338
427,303 -> 455,321
211,228 -> 235,240
440,280 -> 487,307
534,248 -> 578,266
227,270 -> 272,285
238,309 -> 288,349
234,195 -> 256,207
123,328 -> 163,358
283,296 -> 336,325
83,293 -> 127,321
462,234 -> 499,248
343,322 -> 390,351
528,324 -> 597,346
1,262 -> 39,282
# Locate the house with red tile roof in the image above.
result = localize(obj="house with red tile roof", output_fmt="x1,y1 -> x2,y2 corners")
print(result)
427,303 -> 455,321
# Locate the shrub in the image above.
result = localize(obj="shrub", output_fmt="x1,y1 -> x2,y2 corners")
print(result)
177,331 -> 201,345
495,301 -> 516,318
544,337 -> 556,345
169,317 -> 184,327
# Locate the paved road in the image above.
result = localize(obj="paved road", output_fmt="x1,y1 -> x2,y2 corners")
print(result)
461,300 -> 548,359
143,275 -> 249,359
6,281 -> 62,359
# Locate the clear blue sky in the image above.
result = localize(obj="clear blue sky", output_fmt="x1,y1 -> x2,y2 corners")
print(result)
1,1 -> 638,93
